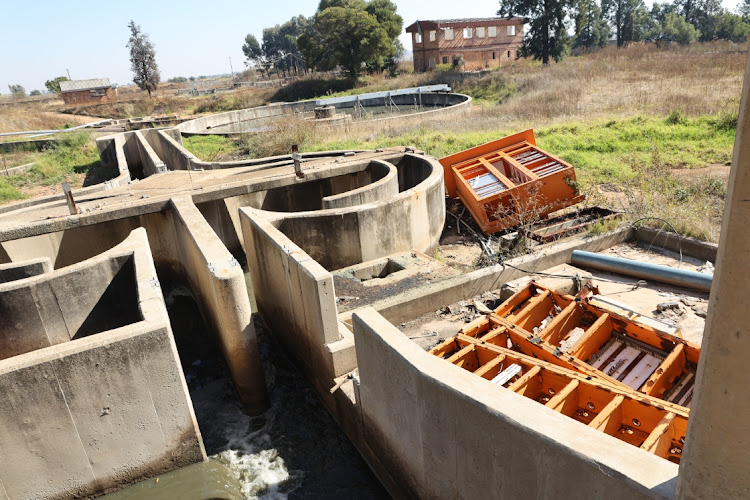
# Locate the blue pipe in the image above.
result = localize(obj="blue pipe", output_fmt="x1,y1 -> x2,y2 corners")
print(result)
570,250 -> 713,292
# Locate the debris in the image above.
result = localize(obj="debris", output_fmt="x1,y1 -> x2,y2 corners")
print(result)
409,331 -> 438,340
473,299 -> 493,314
697,261 -> 714,274
559,327 -> 585,352
657,302 -> 680,312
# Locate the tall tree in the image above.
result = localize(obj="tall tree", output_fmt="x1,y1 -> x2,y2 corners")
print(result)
675,0 -> 721,33
44,76 -> 69,94
648,4 -> 700,44
298,0 -> 402,78
602,0 -> 650,46
740,0 -> 750,18
573,0 -> 610,50
698,9 -> 750,41
498,0 -> 571,65
126,21 -> 160,97
242,33 -> 271,78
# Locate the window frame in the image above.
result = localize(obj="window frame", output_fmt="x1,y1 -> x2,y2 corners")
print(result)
488,26 -> 497,37
429,30 -> 436,42
507,25 -> 516,36
415,32 -> 422,43
445,28 -> 454,40
476,27 -> 485,38
463,27 -> 473,39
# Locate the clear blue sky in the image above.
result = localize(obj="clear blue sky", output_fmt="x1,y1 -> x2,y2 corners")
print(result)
0,0 -> 741,94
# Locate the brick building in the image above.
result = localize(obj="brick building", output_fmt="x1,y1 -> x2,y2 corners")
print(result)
60,78 -> 116,105
405,18 -> 525,72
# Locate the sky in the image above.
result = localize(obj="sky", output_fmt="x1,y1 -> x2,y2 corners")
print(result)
0,0 -> 742,94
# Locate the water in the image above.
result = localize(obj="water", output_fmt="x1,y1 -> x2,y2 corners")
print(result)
151,282 -> 388,499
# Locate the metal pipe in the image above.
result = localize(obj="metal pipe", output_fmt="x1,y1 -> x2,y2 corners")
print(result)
570,250 -> 713,292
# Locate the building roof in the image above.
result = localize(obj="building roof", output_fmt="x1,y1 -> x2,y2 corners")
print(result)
60,78 -> 111,92
405,17 -> 524,32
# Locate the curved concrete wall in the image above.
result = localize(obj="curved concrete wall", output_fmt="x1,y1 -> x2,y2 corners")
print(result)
253,154 -> 445,271
322,160 -> 398,209
177,92 -> 471,136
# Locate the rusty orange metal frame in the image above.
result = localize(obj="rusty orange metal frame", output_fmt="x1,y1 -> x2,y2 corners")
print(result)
439,130 -> 584,234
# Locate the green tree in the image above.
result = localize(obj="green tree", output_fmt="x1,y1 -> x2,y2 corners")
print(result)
648,6 -> 700,44
573,0 -> 610,50
30,90 -> 41,96
7,84 -> 25,97
261,16 -> 309,77
498,0 -> 572,64
44,76 -> 69,94
603,0 -> 651,46
298,0 -> 402,78
740,0 -> 750,18
700,10 -> 749,41
242,33 -> 272,78
126,20 -> 160,96
675,0 -> 721,34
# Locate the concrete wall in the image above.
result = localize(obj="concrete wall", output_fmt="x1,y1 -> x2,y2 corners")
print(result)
351,307 -> 678,499
322,160 -> 398,209
255,154 -> 445,271
0,252 -> 140,360
134,130 -> 167,176
177,93 -> 471,136
0,228 -> 206,499
169,196 -> 268,413
240,211 -> 355,392
0,256 -> 51,283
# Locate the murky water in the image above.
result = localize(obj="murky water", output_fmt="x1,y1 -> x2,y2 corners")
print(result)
119,282 -> 387,499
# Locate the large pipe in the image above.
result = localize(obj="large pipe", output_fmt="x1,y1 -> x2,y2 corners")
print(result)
570,250 -> 713,292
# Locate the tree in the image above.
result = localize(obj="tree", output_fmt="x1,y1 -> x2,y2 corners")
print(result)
8,85 -> 25,97
298,0 -> 402,78
126,20 -> 160,96
573,0 -> 610,50
498,0 -> 571,64
675,0 -> 721,34
44,76 -> 69,94
699,10 -> 750,42
602,0 -> 651,46
30,90 -> 41,96
647,5 -> 700,44
261,16 -> 309,77
740,0 -> 750,18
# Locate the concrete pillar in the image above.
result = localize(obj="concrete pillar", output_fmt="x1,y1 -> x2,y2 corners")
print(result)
675,53 -> 750,498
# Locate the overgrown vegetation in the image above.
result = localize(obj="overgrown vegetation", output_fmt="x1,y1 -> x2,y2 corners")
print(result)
0,131 -> 110,203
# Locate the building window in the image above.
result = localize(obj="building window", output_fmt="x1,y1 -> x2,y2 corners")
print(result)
442,56 -> 449,64
463,27 -> 473,38
507,25 -> 516,36
429,30 -> 436,41
445,28 -> 454,40
492,52 -> 496,60
508,50 -> 511,58
488,26 -> 497,37
429,57 -> 435,69
415,32 -> 422,43
90,88 -> 107,97
477,27 -> 485,38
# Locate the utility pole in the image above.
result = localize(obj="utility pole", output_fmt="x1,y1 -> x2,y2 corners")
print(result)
66,69 -> 71,80
229,57 -> 234,78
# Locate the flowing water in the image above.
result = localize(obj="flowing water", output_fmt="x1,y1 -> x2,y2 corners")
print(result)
107,282 -> 387,499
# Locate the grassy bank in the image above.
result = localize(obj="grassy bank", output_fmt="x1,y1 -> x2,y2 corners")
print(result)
0,131 -> 111,204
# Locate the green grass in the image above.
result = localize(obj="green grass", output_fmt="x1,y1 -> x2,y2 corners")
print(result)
305,113 -> 736,185
0,131 -> 108,204
182,135 -> 236,161
0,178 -> 24,203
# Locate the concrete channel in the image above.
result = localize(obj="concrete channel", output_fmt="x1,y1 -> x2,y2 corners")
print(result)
0,81 -> 746,497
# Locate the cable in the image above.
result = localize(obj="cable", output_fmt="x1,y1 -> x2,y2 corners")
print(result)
499,261 -> 647,286
630,217 -> 684,267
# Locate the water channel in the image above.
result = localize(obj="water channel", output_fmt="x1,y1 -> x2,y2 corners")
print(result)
105,281 -> 387,499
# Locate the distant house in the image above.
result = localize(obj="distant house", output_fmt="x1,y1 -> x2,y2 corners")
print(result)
59,78 -> 115,105
405,18 -> 525,72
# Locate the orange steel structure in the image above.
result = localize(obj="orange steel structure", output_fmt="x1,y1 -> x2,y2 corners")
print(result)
429,282 -> 700,462
439,130 -> 584,234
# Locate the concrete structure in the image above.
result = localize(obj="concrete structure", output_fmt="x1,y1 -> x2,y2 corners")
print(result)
674,52 -> 750,499
406,18 -> 525,72
177,88 -> 471,136
60,78 -> 115,106
0,69 -> 747,497
0,228 -> 205,499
